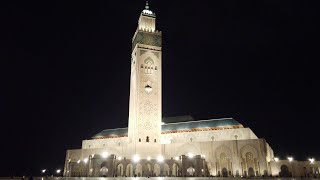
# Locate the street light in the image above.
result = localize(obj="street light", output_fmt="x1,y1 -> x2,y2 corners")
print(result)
56,169 -> 61,176
187,152 -> 194,158
175,156 -> 179,161
133,154 -> 140,163
287,157 -> 294,177
83,158 -> 88,163
274,157 -> 279,162
41,169 -> 46,173
309,158 -> 315,164
102,152 -> 108,158
157,155 -> 164,163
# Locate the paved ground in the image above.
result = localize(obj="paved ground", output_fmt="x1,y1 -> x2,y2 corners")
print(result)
1,177 -> 318,180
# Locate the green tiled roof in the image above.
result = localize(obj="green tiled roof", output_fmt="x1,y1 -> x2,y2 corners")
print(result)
92,128 -> 128,138
162,118 -> 241,131
92,117 -> 242,139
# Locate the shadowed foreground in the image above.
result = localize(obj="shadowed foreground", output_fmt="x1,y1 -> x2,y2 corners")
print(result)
1,177 -> 319,180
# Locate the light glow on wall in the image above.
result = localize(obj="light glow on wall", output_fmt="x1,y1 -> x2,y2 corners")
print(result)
175,156 -> 179,161
102,152 -> 108,158
147,156 -> 151,161
133,154 -> 140,162
83,158 -> 88,163
117,156 -> 122,160
188,152 -> 194,158
157,155 -> 164,162
288,157 -> 293,162
274,157 -> 279,162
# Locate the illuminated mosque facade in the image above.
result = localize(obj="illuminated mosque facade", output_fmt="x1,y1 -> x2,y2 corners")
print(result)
63,2 -> 319,178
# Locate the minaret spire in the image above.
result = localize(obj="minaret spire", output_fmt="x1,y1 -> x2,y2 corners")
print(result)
142,0 -> 154,16
145,1 -> 149,10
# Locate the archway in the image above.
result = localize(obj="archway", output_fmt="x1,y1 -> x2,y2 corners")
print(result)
164,163 -> 170,176
235,170 -> 240,177
303,167 -> 307,177
154,164 -> 160,176
245,152 -> 254,176
172,163 -> 179,177
135,163 -> 142,177
126,164 -> 133,177
248,167 -> 255,177
146,164 -> 151,177
187,167 -> 195,176
309,167 -> 314,176
100,167 -> 108,177
117,163 -> 124,177
280,165 -> 291,177
221,168 -> 228,177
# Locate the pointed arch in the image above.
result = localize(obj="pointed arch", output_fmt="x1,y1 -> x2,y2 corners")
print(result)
176,143 -> 200,157
154,163 -> 161,176
135,163 -> 142,177
240,145 -> 259,159
164,163 -> 170,176
215,145 -> 232,159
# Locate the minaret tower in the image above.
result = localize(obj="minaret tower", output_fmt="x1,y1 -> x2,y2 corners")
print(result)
128,1 -> 162,158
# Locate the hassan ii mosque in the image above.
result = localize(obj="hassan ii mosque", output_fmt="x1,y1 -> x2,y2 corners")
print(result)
63,2 -> 320,178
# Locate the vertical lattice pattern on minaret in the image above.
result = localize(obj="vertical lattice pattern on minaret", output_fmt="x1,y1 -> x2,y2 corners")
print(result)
128,3 -> 162,157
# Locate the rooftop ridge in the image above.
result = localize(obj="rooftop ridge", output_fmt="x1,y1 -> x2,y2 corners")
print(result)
101,127 -> 128,132
162,117 -> 236,125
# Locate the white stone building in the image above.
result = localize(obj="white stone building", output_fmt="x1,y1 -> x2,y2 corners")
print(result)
63,2 -> 320,178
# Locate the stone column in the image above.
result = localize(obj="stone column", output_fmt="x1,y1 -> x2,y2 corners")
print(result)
181,155 -> 187,177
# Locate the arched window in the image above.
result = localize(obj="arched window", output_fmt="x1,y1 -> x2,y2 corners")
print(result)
139,138 -> 141,142
154,139 -> 156,143
144,59 -> 154,74
220,153 -> 228,177
146,136 -> 149,142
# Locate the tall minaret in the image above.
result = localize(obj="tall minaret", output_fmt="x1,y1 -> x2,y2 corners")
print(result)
128,1 -> 162,158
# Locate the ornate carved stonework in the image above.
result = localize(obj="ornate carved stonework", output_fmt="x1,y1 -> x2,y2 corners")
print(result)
144,100 -> 154,115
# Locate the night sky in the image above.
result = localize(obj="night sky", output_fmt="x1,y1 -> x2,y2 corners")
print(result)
2,0 -> 319,177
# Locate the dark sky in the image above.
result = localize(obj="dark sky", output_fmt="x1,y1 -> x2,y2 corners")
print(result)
1,0 -> 319,177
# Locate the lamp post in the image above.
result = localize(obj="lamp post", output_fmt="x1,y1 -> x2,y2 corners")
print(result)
56,169 -> 61,177
287,157 -> 294,177
309,158 -> 315,164
41,169 -> 46,177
